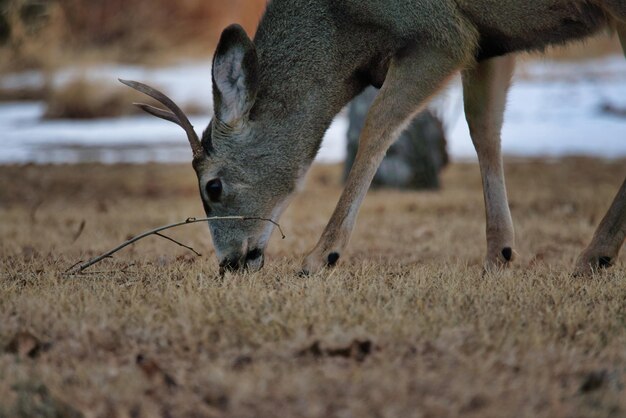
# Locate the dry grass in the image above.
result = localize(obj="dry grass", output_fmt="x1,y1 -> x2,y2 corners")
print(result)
1,159 -> 625,418
0,75 -> 206,119
42,78 -> 143,119
41,78 -> 207,120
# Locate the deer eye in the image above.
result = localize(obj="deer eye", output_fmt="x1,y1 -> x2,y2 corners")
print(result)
205,179 -> 222,202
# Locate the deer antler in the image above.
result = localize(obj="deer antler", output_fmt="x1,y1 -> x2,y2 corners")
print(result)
119,79 -> 205,160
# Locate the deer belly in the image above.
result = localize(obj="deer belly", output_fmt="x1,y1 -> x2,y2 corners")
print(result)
470,2 -> 608,61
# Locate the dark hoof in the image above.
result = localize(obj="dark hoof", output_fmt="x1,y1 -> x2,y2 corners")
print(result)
502,247 -> 513,262
598,256 -> 612,269
327,252 -> 340,267
573,255 -> 615,278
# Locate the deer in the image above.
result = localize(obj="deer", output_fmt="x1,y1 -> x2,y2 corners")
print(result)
121,0 -> 626,276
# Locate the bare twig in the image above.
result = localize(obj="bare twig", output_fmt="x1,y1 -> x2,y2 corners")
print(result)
68,262 -> 137,277
154,232 -> 201,257
66,216 -> 285,275
64,260 -> 84,273
71,220 -> 86,243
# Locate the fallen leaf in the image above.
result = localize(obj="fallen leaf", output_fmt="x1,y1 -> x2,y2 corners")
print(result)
298,339 -> 373,362
136,354 -> 177,389
297,341 -> 324,358
580,370 -> 608,393
232,355 -> 253,370
326,340 -> 373,362
5,331 -> 50,358
72,219 -> 86,243
203,392 -> 229,411
461,394 -> 489,413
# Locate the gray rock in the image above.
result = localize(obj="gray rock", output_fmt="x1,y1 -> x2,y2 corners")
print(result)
344,87 -> 449,190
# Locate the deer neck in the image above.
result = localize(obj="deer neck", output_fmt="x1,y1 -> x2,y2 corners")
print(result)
251,4 -> 366,176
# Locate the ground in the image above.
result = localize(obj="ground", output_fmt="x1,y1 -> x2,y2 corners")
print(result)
1,159 -> 625,418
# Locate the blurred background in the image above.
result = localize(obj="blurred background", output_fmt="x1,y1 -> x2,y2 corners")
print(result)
1,0 -> 625,165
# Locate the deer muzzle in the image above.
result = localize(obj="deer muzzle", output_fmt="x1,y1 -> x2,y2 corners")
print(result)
218,248 -> 265,274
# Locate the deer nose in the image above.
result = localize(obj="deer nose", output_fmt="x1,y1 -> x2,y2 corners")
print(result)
219,257 -> 243,274
245,248 -> 265,271
218,249 -> 264,274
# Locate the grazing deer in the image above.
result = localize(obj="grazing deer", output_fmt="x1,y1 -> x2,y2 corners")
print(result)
122,0 -> 626,275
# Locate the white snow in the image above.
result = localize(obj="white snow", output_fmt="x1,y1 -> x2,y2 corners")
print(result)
0,60 -> 215,106
446,56 -> 626,160
1,56 -> 625,164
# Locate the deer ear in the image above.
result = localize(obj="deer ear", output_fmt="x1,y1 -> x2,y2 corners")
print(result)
212,24 -> 259,127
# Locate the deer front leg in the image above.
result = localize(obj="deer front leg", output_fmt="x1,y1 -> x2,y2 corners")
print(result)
574,177 -> 626,276
301,47 -> 463,274
462,55 -> 517,271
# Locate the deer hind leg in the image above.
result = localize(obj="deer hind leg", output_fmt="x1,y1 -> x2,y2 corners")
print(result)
462,55 -> 517,271
572,23 -> 626,274
300,46 -> 464,274
574,177 -> 626,276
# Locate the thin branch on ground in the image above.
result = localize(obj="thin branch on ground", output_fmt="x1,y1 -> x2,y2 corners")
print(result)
154,232 -> 201,257
69,263 -> 138,277
71,220 -> 86,243
65,216 -> 285,275
64,260 -> 84,273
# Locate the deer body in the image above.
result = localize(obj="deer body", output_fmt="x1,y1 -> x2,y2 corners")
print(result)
124,0 -> 626,275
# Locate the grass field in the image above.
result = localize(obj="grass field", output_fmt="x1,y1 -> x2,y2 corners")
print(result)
1,159 -> 625,418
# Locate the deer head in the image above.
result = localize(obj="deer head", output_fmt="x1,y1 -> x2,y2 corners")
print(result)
121,25 -> 298,273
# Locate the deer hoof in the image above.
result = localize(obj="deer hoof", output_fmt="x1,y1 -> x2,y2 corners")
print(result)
573,254 -> 614,277
482,247 -> 516,274
301,255 -> 324,275
502,247 -> 513,261
490,248 -> 515,264
327,252 -> 340,266
301,250 -> 341,275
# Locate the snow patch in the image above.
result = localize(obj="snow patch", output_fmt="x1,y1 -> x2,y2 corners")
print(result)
1,57 -> 625,164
